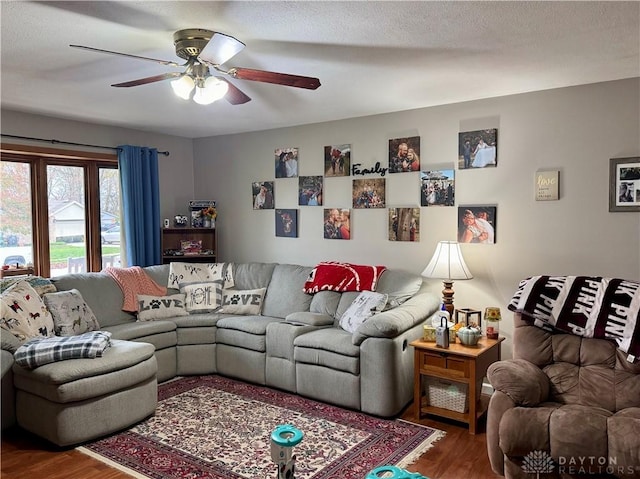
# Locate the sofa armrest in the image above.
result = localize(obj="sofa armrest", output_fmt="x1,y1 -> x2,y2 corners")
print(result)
487,359 -> 550,406
285,312 -> 334,327
351,292 -> 440,346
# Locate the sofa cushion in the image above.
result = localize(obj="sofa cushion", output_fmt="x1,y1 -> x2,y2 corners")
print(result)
262,264 -> 313,319
549,404 -> 611,461
43,289 -> 100,336
180,280 -> 224,313
294,328 -> 360,375
338,291 -> 388,333
137,294 -> 188,322
51,272 -> 136,327
232,263 -> 277,290
216,316 -> 280,352
309,291 -> 341,317
219,288 -> 266,315
608,408 -> 640,474
1,281 -> 55,341
285,312 -> 334,327
375,269 -> 423,308
1,328 -> 23,353
104,321 -> 176,340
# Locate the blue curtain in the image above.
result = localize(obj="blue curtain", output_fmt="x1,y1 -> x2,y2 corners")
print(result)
117,145 -> 161,266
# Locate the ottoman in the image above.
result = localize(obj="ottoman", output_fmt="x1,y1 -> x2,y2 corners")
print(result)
12,339 -> 158,447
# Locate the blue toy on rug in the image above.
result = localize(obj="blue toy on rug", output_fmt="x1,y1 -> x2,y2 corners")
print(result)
270,424 -> 304,479
366,465 -> 429,479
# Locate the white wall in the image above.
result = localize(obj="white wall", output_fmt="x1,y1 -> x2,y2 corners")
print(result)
1,110 -> 195,218
193,78 -> 640,357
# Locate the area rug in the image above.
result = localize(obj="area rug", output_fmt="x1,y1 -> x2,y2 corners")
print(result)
78,375 -> 444,479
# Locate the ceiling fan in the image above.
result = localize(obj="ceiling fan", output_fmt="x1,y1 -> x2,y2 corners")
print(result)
70,28 -> 321,105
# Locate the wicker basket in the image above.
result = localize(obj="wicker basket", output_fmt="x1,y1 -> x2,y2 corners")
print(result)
425,378 -> 469,413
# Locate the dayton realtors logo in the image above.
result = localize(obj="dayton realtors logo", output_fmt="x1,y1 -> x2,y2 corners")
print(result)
522,451 -> 638,477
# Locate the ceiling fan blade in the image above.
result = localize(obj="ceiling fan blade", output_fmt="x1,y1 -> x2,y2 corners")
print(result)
70,44 -> 180,67
218,77 -> 251,105
229,68 -> 320,90
199,32 -> 245,66
112,72 -> 183,88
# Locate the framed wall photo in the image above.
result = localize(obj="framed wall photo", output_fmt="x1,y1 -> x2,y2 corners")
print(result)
252,181 -> 275,210
458,206 -> 497,244
609,157 -> 640,212
298,176 -> 323,205
388,208 -> 420,242
324,144 -> 351,177
352,178 -> 385,208
389,136 -> 420,173
275,209 -> 298,237
458,129 -> 497,169
420,169 -> 455,206
323,208 -> 350,239
275,147 -> 299,178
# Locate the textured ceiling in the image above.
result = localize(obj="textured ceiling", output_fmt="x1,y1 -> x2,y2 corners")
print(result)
1,1 -> 639,139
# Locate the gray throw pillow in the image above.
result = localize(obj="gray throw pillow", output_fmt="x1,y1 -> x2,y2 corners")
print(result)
43,289 -> 100,336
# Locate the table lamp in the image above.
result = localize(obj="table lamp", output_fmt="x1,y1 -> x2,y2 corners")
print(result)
421,241 -> 473,317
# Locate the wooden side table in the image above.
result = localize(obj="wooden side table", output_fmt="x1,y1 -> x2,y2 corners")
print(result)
410,336 -> 504,434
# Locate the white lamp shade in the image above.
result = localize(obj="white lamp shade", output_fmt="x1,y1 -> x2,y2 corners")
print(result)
171,75 -> 195,100
421,241 -> 473,280
193,77 -> 229,105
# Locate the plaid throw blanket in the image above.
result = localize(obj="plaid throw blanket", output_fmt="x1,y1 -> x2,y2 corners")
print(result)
14,331 -> 112,369
508,276 -> 640,362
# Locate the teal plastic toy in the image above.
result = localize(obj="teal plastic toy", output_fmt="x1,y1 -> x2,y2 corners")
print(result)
365,465 -> 429,479
270,424 -> 304,479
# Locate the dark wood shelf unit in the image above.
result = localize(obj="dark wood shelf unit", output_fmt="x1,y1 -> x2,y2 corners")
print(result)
161,227 -> 216,264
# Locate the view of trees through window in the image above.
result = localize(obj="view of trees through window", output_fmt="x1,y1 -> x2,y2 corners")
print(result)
0,149 -> 121,277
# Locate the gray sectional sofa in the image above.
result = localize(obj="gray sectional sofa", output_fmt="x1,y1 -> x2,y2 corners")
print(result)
1,262 -> 440,446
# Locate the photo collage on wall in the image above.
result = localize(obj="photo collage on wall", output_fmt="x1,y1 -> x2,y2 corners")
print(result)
252,127 -> 499,243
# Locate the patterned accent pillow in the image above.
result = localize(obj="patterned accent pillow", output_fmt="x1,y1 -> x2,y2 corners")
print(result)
220,288 -> 267,315
339,291 -> 388,333
0,276 -> 56,296
168,262 -> 234,290
0,281 -> 55,341
303,262 -> 387,293
137,294 -> 189,321
43,289 -> 100,336
180,281 -> 224,313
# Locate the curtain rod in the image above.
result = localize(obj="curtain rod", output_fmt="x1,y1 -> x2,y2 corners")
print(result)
1,134 -> 170,156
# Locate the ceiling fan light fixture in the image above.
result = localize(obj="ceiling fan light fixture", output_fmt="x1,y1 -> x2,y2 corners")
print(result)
171,75 -> 195,100
193,76 -> 229,105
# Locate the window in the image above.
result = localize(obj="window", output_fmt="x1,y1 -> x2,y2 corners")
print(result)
0,144 -> 120,277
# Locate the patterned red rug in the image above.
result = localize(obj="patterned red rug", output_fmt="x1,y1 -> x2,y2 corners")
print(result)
78,375 -> 444,479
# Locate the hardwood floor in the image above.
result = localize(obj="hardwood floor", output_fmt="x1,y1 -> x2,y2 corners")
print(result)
0,403 -> 499,479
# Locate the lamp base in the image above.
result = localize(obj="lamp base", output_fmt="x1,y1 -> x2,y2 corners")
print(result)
441,280 -> 455,318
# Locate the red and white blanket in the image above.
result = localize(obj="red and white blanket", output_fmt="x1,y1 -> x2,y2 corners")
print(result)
303,262 -> 386,293
508,275 -> 640,362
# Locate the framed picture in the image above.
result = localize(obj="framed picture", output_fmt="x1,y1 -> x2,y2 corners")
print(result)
275,209 -> 298,237
458,129 -> 498,169
323,208 -> 350,239
420,169 -> 455,206
352,178 -> 385,208
609,157 -> 640,212
252,181 -> 274,210
298,176 -> 323,205
275,147 -> 299,178
324,144 -> 351,177
388,208 -> 420,242
389,136 -> 420,173
457,206 -> 497,244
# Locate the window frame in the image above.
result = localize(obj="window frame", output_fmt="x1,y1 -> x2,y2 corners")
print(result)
1,143 -> 118,277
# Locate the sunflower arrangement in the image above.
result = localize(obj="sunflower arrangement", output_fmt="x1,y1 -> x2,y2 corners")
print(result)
200,206 -> 217,220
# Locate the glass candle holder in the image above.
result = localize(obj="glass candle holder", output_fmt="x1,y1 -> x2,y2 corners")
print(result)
484,307 -> 501,339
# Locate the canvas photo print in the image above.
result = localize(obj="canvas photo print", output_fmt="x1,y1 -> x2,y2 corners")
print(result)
275,147 -> 299,178
323,208 -> 350,240
352,178 -> 385,208
275,209 -> 298,238
389,208 -> 420,242
252,181 -> 274,210
324,144 -> 351,177
458,129 -> 498,169
421,169 -> 455,206
298,176 -> 323,206
458,206 -> 496,244
389,136 -> 420,173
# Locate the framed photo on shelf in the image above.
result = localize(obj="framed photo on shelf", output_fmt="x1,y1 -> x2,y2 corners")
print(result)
609,157 -> 640,212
